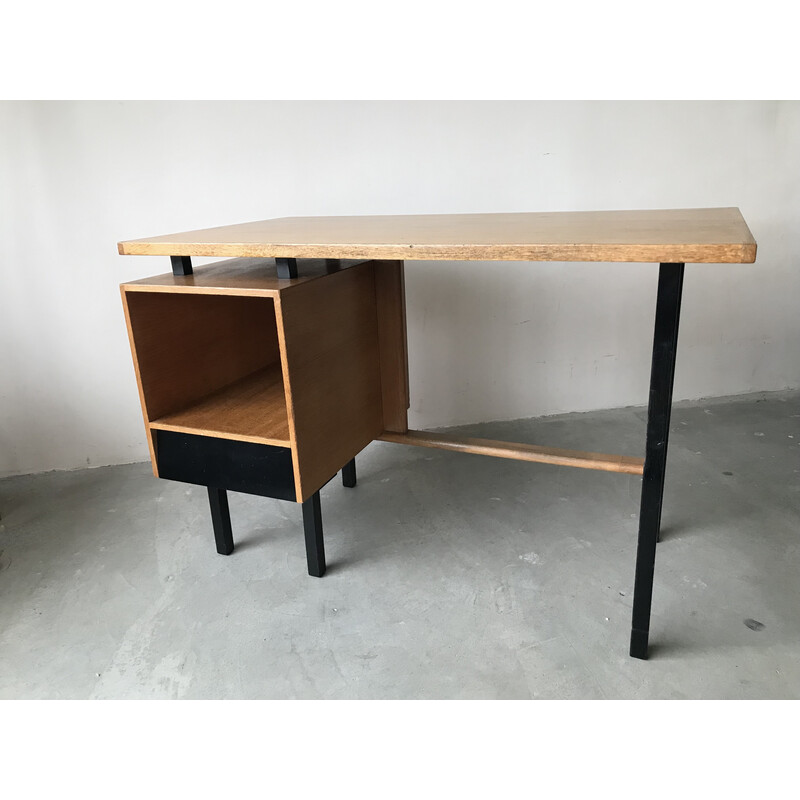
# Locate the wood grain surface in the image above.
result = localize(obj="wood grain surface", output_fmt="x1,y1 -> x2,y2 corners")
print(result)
149,365 -> 291,446
276,263 -> 385,501
118,207 -> 756,263
121,258 -> 367,297
122,291 -> 281,422
378,429 -> 645,475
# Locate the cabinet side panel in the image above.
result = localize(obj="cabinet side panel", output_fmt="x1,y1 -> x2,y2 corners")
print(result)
121,286 -> 159,476
123,292 -> 280,422
278,263 -> 384,501
374,260 -> 409,433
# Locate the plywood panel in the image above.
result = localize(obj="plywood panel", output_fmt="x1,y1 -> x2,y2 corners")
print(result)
149,364 -> 290,446
118,207 -> 757,264
122,258 -> 367,297
123,291 -> 281,422
120,287 -> 160,474
277,263 -> 384,501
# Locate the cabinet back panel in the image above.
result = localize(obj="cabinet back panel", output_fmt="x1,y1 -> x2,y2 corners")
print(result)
123,291 -> 281,422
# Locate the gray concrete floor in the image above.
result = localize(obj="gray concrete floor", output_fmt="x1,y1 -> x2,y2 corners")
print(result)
1,390 -> 798,699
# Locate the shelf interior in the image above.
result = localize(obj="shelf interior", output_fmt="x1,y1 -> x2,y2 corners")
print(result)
150,364 -> 291,447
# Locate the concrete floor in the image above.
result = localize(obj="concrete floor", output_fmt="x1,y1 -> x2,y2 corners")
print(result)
1,390 -> 798,699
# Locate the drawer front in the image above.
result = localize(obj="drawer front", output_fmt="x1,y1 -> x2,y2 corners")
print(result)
156,430 -> 296,501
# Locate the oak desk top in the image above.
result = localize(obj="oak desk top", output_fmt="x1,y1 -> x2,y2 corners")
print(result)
118,207 -> 756,264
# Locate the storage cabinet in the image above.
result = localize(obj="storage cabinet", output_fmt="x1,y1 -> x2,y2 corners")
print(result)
121,256 -> 409,572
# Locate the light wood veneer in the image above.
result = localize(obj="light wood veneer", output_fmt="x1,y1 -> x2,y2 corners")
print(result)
119,208 -> 756,264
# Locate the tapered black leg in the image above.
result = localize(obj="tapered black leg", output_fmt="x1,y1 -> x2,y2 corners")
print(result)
207,486 -> 234,555
630,263 -> 684,659
302,491 -> 325,577
342,458 -> 357,488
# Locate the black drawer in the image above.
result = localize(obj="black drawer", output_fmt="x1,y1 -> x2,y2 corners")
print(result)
155,430 -> 296,501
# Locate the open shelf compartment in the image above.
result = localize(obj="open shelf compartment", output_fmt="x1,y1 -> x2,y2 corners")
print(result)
122,290 -> 290,449
149,364 -> 289,446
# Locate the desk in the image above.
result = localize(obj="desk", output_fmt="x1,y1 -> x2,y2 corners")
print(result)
118,207 -> 757,659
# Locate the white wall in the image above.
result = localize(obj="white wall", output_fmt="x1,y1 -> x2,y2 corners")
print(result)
1,101 -> 798,477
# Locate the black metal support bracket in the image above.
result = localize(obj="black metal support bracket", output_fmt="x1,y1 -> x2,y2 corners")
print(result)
276,257 -> 298,279
171,256 -> 193,276
277,257 -> 348,279
208,487 -> 234,555
302,491 -> 326,577
629,262 -> 685,660
342,458 -> 357,488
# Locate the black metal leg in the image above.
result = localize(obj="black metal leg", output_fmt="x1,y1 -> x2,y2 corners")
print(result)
342,458 -> 357,488
171,255 -> 193,276
630,263 -> 684,659
302,491 -> 326,577
207,486 -> 234,555
276,257 -> 298,279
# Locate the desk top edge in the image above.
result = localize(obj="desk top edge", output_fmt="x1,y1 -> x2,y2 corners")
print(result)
118,207 -> 757,264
